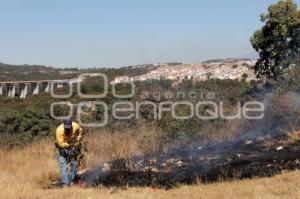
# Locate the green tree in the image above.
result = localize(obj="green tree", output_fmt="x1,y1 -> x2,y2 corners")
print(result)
251,0 -> 300,80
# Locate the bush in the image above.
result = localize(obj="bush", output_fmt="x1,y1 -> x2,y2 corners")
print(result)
0,109 -> 52,148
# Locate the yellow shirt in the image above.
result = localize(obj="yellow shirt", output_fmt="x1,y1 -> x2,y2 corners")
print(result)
55,122 -> 84,148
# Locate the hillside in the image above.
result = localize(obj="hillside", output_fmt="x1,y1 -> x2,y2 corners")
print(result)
0,62 -> 152,82
0,62 -> 61,81
0,134 -> 299,199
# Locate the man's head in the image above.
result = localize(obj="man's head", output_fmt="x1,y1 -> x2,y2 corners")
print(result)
64,117 -> 73,134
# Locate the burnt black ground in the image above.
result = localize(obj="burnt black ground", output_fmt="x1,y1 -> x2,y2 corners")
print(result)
80,134 -> 300,189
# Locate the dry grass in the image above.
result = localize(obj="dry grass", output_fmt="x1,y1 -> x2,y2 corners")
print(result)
286,127 -> 300,143
0,132 -> 299,199
85,127 -> 162,166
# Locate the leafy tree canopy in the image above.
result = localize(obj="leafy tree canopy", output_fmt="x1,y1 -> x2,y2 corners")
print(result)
251,0 -> 300,79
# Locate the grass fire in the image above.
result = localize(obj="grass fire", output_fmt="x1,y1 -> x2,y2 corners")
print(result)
1,0 -> 300,198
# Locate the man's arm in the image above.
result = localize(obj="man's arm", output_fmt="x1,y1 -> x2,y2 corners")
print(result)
56,130 -> 70,148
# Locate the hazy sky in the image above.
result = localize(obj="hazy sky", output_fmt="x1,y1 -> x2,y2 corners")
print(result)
1,0 -> 299,68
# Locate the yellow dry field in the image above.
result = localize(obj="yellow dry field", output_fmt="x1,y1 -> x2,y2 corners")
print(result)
0,138 -> 299,199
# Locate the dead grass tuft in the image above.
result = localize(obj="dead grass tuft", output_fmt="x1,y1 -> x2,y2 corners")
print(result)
286,127 -> 300,143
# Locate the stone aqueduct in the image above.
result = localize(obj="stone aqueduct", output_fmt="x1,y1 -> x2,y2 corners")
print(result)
0,80 -> 71,99
0,74 -> 98,99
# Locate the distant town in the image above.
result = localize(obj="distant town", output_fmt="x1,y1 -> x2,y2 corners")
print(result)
111,58 -> 257,85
